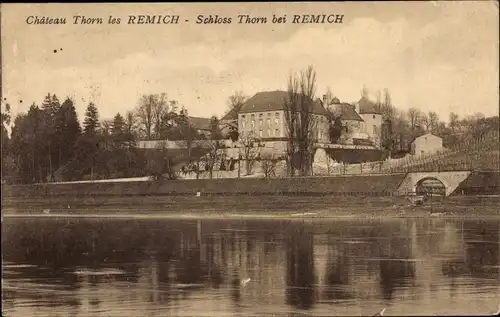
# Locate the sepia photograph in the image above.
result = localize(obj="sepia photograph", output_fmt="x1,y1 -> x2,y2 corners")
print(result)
1,1 -> 499,316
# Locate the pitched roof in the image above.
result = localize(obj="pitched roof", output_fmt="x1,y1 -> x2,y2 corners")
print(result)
410,132 -> 442,144
357,96 -> 382,114
221,104 -> 243,121
239,90 -> 328,115
188,116 -> 212,131
337,103 -> 364,121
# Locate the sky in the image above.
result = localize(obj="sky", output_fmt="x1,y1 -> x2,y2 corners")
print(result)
2,1 -> 499,125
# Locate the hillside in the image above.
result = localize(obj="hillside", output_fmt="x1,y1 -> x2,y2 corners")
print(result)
386,130 -> 499,173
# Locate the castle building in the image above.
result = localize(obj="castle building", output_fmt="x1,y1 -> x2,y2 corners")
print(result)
222,90 -> 383,149
324,96 -> 383,147
237,90 -> 330,143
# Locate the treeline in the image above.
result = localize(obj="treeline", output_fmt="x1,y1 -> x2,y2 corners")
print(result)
1,93 -> 224,184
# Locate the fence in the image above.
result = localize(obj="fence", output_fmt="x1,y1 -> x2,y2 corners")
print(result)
383,130 -> 499,173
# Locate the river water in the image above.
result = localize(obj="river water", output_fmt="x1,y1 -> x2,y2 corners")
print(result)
2,217 -> 499,316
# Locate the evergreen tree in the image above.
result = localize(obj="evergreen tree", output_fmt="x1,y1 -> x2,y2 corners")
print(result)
56,98 -> 81,167
39,93 -> 62,180
112,113 -> 125,136
83,102 -> 99,135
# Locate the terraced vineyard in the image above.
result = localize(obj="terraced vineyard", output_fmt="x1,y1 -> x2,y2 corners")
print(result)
385,130 -> 500,173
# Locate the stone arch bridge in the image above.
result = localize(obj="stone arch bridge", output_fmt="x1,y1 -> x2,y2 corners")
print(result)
397,171 -> 472,197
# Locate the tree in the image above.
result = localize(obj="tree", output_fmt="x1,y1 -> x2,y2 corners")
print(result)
284,65 -> 318,176
200,140 -> 222,179
284,73 -> 299,177
176,108 -> 199,159
1,102 -> 12,181
381,119 -> 394,157
328,115 -> 343,144
83,102 -> 99,135
209,116 -> 223,140
323,87 -> 335,106
227,127 -> 239,142
39,94 -> 63,181
407,107 -> 422,133
261,152 -> 278,179
239,132 -> 261,176
125,111 -> 136,135
112,113 -> 125,136
136,94 -> 156,140
10,104 -> 45,183
421,111 -> 439,133
55,98 -> 81,168
152,93 -> 168,139
227,91 -> 247,112
449,112 -> 460,133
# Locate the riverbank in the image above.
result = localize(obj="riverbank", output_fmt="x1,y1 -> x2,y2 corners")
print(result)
2,172 -> 499,220
2,195 -> 499,219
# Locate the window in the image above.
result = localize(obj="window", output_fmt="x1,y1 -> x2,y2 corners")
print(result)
373,125 -> 377,135
267,128 -> 271,136
275,128 -> 279,137
373,115 -> 376,119
259,113 -> 263,118
242,121 -> 246,129
267,112 -> 271,117
259,119 -> 263,127
267,118 -> 270,126
259,129 -> 263,137
251,120 -> 255,129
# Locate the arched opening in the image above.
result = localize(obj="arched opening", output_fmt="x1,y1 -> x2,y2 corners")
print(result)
415,177 -> 446,197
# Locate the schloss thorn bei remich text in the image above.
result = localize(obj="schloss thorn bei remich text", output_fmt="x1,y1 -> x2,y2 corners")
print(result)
25,14 -> 344,25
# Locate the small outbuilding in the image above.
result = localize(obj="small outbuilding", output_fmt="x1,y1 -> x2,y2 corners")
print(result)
410,133 -> 443,156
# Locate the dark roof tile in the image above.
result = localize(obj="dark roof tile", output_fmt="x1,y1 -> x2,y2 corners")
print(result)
188,116 -> 212,131
358,96 -> 382,114
239,90 -> 328,115
337,103 -> 364,121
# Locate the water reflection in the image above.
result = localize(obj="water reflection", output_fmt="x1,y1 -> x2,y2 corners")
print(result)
2,218 -> 500,316
286,227 -> 316,310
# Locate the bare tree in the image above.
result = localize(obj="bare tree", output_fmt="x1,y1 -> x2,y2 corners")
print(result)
261,152 -> 278,178
200,140 -> 223,179
284,73 -> 299,177
239,131 -> 261,175
323,87 -> 335,108
227,91 -> 247,112
100,120 -> 113,150
407,107 -> 422,133
136,95 -> 155,140
427,112 -> 439,132
152,93 -> 168,139
284,65 -> 318,177
125,111 -> 136,135
449,112 -> 460,133
421,111 -> 440,133
381,88 -> 397,122
421,113 -> 431,132
297,66 -> 317,176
